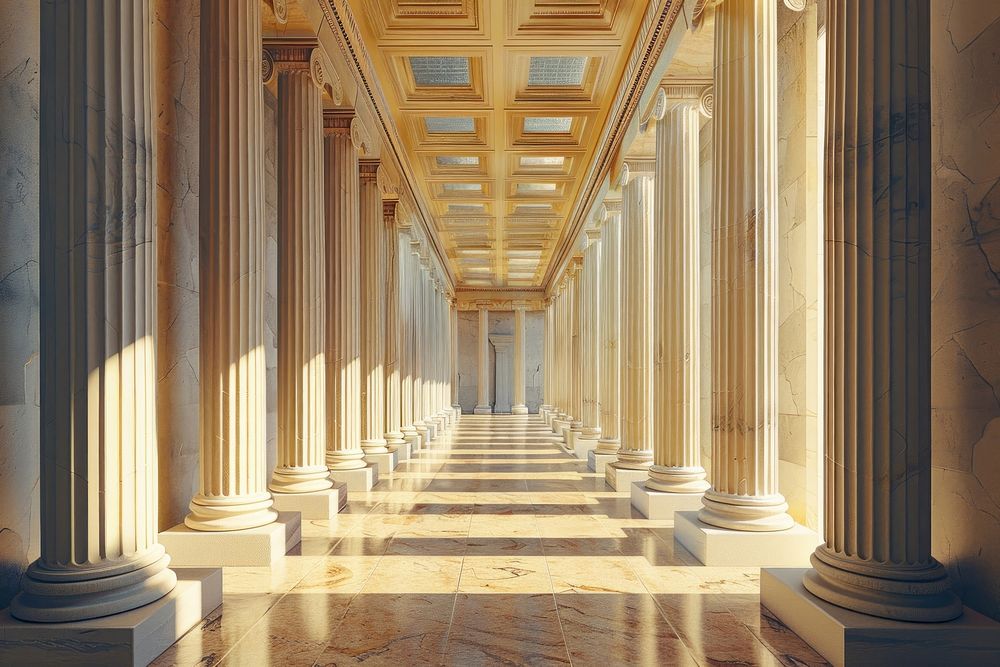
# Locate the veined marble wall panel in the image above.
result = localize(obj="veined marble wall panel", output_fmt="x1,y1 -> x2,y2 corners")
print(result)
264,92 -> 279,475
0,0 -> 40,609
457,310 -> 543,413
698,116 -> 713,480
775,2 -> 822,530
930,0 -> 1000,621
154,0 -> 201,529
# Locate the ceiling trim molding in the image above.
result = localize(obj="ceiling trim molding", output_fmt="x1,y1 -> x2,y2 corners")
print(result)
318,0 -> 456,290
540,0 -> 686,291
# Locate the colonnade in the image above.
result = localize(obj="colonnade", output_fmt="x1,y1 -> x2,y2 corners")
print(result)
10,0 -> 456,625
542,0 -> 960,628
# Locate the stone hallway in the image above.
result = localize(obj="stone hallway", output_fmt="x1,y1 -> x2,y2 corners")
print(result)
154,415 -> 828,666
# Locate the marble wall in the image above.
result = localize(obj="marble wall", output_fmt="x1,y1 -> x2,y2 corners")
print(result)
0,0 -> 40,610
775,2 -> 823,531
929,0 -> 1000,621
457,310 -> 544,414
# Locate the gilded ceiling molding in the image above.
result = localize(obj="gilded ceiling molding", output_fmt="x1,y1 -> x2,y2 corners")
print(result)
317,0 -> 455,290
541,0 -> 685,290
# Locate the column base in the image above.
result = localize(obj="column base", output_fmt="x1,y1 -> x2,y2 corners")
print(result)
512,404 -> 528,415
673,510 -> 819,567
159,512 -> 302,567
473,405 -> 493,415
271,482 -> 348,520
0,568 -> 222,667
451,404 -> 463,419
573,436 -> 598,461
760,568 -> 1000,667
605,462 -> 652,492
587,449 -> 618,475
333,463 -> 378,492
365,450 -> 397,474
394,441 -> 412,462
551,418 -> 569,435
630,482 -> 704,520
562,429 -> 578,453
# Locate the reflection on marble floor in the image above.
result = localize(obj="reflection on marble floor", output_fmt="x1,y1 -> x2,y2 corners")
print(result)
153,415 -> 829,666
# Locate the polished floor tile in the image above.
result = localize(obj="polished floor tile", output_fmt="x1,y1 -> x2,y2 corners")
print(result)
154,415 -> 828,666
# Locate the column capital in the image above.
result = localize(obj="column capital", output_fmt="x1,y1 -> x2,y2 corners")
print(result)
323,109 -> 353,136
604,199 -> 623,214
264,0 -> 288,24
359,158 -> 380,182
475,300 -> 491,311
584,228 -> 602,245
622,157 -> 655,180
263,42 -> 342,104
511,300 -> 528,311
383,199 -> 398,226
658,81 -> 714,119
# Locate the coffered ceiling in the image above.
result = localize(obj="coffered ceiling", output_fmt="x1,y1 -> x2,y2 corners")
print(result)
344,0 -> 648,289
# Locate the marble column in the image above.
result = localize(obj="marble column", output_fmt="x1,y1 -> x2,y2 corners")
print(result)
383,201 -> 407,449
569,262 -> 584,434
11,0 -> 177,622
512,303 -> 529,414
616,161 -> 655,469
450,300 -> 462,416
410,241 -> 429,442
596,202 -> 622,455
474,304 -> 492,414
323,112 -> 366,470
399,232 -> 420,449
541,303 -> 554,419
647,91 -> 710,494
801,0 -> 961,622
699,0 -> 792,531
360,160 -> 388,453
269,47 -> 332,495
580,230 -> 602,441
186,0 -> 277,531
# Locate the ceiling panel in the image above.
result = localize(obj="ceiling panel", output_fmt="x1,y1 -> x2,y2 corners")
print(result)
349,0 -> 645,287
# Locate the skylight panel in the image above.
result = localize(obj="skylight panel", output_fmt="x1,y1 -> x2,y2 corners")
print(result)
528,56 -> 587,86
425,116 -> 475,134
409,56 -> 470,86
523,116 -> 572,133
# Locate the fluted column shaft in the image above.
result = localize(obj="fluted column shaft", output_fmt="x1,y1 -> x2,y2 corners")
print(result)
475,306 -> 491,412
360,161 -> 388,453
450,301 -> 461,413
699,0 -> 792,531
580,234 -> 602,439
270,51 -> 332,494
596,205 -> 622,454
617,168 -> 655,468
410,243 -> 428,439
648,101 -> 710,494
801,0 -> 960,623
541,303 -> 554,415
12,0 -> 177,623
323,114 -> 366,471
569,266 -> 584,431
400,234 -> 419,447
383,201 -> 406,448
186,0 -> 276,531
512,305 -> 528,414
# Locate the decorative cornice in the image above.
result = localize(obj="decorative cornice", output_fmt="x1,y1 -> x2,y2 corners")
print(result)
541,0 -> 685,290
318,0 -> 455,290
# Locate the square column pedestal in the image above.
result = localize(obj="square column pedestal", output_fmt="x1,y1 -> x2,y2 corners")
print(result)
394,442 -> 412,463
333,463 -> 378,493
573,436 -> 598,461
761,568 -> 1000,667
365,451 -> 397,476
630,483 -> 704,520
159,511 -> 302,567
605,462 -> 651,492
588,450 -> 618,475
674,511 -> 819,567
0,568 -> 223,667
272,481 -> 348,520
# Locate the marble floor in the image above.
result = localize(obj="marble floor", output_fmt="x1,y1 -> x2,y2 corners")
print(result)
154,415 -> 829,666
